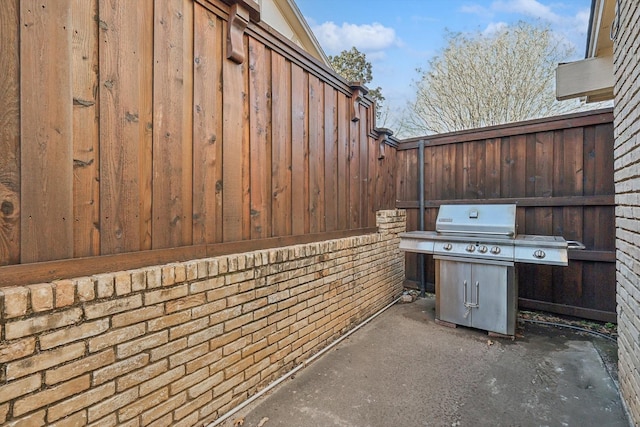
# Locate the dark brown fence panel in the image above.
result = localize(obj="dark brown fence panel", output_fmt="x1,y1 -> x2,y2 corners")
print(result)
398,109 -> 616,322
0,0 -> 398,286
0,1 -> 21,266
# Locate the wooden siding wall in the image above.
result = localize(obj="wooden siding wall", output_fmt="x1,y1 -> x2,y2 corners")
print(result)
397,109 -> 616,322
0,0 -> 397,285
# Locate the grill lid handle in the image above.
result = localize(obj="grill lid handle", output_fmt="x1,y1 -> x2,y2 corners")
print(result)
436,229 -> 515,237
567,240 -> 586,250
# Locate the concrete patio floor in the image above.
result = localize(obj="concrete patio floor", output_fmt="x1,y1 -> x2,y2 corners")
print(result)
219,296 -> 629,427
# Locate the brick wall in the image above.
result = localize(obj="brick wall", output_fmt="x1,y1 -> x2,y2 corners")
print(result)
613,1 -> 640,424
0,210 -> 406,426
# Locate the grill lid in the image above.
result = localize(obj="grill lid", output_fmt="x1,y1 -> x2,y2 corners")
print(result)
436,204 -> 516,237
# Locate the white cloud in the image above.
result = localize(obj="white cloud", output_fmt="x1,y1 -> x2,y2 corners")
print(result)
491,0 -> 559,22
460,4 -> 492,17
311,21 -> 399,55
483,21 -> 509,35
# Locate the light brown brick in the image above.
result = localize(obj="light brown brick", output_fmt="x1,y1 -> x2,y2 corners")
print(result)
84,294 -> 142,320
169,317 -> 208,341
117,359 -> 168,392
212,372 -> 244,396
145,284 -> 188,305
87,387 -> 138,422
170,367 -> 209,395
241,338 -> 268,358
5,410 -> 46,427
28,283 -> 54,312
169,342 -> 208,368
0,336 -> 36,364
173,390 -> 211,421
146,267 -> 161,289
210,330 -> 242,351
13,375 -> 90,417
116,330 -> 168,358
165,293 -> 206,314
7,342 -> 85,380
187,324 -> 223,347
146,412 -> 173,427
2,286 -> 29,318
147,310 -> 191,332
52,280 -> 75,308
94,274 -> 114,299
40,318 -> 110,350
222,335 -> 251,357
112,304 -> 164,328
149,338 -> 188,362
139,366 -> 184,397
88,323 -> 145,352
191,299 -> 226,319
188,370 -> 224,399
75,277 -> 95,302
209,306 -> 242,326
114,272 -> 132,296
224,356 -> 254,379
186,348 -> 222,375
0,374 -> 41,404
118,387 -> 168,421
174,263 -> 187,283
46,349 -> 115,385
224,312 -> 253,332
48,410 -> 87,427
190,276 -> 225,294
0,403 -> 7,424
93,354 -> 149,385
47,382 -> 115,422
161,265 -> 176,286
141,391 -> 186,426
130,269 -> 146,292
5,307 -> 82,340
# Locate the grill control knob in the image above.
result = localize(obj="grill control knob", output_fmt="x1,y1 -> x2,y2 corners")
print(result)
534,250 -> 546,259
478,245 -> 488,253
465,244 -> 476,252
443,243 -> 453,251
490,246 -> 501,254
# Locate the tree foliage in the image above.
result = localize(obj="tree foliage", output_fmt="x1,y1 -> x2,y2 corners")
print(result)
404,22 -> 577,135
329,47 -> 385,117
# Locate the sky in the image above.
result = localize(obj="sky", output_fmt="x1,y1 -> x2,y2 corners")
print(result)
295,0 -> 593,124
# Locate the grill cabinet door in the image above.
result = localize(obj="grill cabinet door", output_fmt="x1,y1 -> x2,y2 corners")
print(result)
469,264 -> 510,335
438,260 -> 472,327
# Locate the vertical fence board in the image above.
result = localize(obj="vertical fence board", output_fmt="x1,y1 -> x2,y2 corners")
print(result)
271,53 -> 291,236
485,138 -> 501,198
308,75 -> 324,233
99,0 -> 153,254
359,105 -> 368,227
349,113 -> 361,229
72,0 -> 100,257
0,0 -> 20,265
248,39 -> 271,239
290,64 -> 307,235
20,1 -> 74,262
193,8 -> 224,244
152,0 -> 194,249
324,85 -> 338,231
222,31 -> 245,242
337,94 -> 349,230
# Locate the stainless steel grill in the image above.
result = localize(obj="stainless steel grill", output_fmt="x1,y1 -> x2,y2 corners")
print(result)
399,204 -> 584,336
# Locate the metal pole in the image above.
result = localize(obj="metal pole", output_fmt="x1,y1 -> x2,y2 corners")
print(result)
418,140 -> 426,298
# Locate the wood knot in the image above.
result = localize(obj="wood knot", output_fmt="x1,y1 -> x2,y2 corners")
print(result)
2,200 -> 14,216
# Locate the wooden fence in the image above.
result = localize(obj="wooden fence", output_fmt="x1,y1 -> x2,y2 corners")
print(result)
0,0 -> 397,286
397,109 -> 616,322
